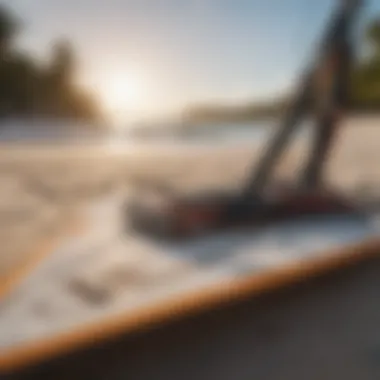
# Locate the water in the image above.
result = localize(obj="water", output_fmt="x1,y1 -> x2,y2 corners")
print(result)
128,120 -> 312,145
0,119 -> 312,148
0,119 -> 110,144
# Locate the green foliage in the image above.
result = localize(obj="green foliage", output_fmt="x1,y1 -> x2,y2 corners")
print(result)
0,5 -> 18,55
366,19 -> 380,53
183,98 -> 289,124
0,5 -> 101,122
350,17 -> 380,111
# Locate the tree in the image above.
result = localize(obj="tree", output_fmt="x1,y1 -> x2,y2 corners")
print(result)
0,4 -> 102,122
49,38 -> 76,86
350,17 -> 380,110
44,39 -> 100,121
0,5 -> 19,57
366,19 -> 380,55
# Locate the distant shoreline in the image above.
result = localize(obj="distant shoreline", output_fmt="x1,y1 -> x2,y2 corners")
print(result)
181,109 -> 380,126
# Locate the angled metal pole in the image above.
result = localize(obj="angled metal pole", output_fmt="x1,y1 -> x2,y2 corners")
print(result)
301,0 -> 363,188
243,0 -> 363,196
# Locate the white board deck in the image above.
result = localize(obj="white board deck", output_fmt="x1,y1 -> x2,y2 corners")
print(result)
1,191 -> 379,354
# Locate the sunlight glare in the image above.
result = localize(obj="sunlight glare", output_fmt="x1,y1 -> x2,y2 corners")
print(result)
100,69 -> 148,124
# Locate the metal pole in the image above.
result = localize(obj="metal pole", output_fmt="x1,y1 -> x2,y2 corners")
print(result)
243,0 -> 363,196
301,0 -> 362,188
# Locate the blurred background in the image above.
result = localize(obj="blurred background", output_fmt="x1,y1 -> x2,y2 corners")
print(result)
1,2 -> 380,378
1,0 -> 380,278
2,0 -> 380,130
0,0 -> 379,209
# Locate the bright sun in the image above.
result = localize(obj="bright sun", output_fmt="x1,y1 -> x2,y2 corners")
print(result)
99,70 -> 147,124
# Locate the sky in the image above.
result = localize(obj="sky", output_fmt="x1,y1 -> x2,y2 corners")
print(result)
2,0 -> 380,122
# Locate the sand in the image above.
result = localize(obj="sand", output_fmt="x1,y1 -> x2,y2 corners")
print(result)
0,116 -> 379,357
0,116 -> 379,280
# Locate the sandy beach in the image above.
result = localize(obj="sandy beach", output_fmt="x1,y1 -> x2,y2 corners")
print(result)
0,116 -> 379,279
0,116 -> 379,366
